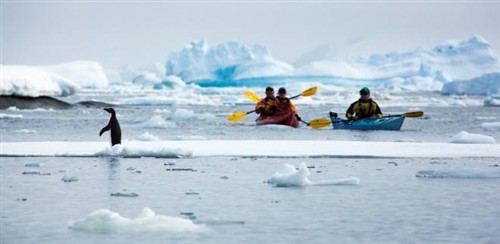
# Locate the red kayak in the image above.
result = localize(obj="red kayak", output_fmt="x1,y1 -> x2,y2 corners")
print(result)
256,111 -> 299,128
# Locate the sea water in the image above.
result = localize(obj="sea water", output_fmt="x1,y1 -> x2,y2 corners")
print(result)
1,104 -> 500,243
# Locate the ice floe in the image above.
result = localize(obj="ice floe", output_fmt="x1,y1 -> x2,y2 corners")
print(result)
267,163 -> 360,187
481,122 -> 500,130
448,131 -> 496,144
94,144 -> 191,158
2,140 -> 500,158
69,208 -> 205,234
14,129 -> 37,134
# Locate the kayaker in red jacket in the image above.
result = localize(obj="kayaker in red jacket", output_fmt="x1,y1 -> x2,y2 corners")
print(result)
255,87 -> 279,116
346,87 -> 383,120
276,87 -> 302,121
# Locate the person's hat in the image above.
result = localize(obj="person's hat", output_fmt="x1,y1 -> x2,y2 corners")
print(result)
278,87 -> 287,94
360,87 -> 370,95
265,86 -> 274,92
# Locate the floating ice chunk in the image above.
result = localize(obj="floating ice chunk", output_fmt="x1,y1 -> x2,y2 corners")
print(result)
94,144 -> 191,158
22,170 -> 40,175
448,131 -> 496,144
61,176 -> 79,182
137,132 -> 160,141
132,116 -> 177,129
25,163 -> 42,167
416,169 -> 500,179
0,113 -> 23,119
110,192 -> 139,197
15,129 -> 37,134
267,163 -> 360,187
6,107 -> 56,112
69,208 -> 205,234
481,122 -> 500,130
484,94 -> 500,107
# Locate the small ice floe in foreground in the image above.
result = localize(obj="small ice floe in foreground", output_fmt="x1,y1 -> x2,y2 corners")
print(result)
22,170 -> 50,175
110,192 -> 139,197
61,176 -> 79,182
69,208 -> 206,234
448,131 -> 496,144
416,169 -> 500,179
25,163 -> 42,167
481,122 -> 500,130
94,144 -> 192,158
267,163 -> 360,187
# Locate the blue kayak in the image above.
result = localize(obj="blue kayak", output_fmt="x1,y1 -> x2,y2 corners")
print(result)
330,115 -> 405,130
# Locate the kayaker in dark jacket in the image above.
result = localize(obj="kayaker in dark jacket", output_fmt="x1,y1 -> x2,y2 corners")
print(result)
255,86 -> 279,116
346,87 -> 383,120
277,87 -> 302,121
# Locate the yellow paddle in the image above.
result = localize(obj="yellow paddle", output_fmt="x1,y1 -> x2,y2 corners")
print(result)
308,111 -> 425,129
245,86 -> 318,102
244,91 -> 261,103
230,87 -> 319,123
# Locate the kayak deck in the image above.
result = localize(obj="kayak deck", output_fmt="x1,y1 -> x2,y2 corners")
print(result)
330,115 -> 405,130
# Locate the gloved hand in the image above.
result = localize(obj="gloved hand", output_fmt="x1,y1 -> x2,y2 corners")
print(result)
269,105 -> 277,113
257,107 -> 265,113
295,114 -> 302,121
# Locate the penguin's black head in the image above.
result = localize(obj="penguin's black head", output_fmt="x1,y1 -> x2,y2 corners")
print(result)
104,108 -> 116,114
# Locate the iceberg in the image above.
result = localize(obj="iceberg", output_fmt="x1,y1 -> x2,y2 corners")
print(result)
165,40 -> 294,84
163,36 -> 500,91
1,65 -> 78,97
441,72 -> 500,95
41,61 -> 109,88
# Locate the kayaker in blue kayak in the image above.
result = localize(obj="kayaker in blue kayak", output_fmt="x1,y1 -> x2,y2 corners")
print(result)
346,87 -> 383,120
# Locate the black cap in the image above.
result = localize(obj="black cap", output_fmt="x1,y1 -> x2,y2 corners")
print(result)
265,86 -> 274,92
278,87 -> 286,94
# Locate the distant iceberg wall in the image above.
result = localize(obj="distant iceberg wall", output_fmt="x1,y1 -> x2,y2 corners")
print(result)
164,36 -> 500,91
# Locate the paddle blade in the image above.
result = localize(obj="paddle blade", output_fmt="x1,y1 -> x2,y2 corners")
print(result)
402,111 -> 424,118
227,112 -> 247,122
245,91 -> 261,103
308,118 -> 331,129
300,86 -> 318,97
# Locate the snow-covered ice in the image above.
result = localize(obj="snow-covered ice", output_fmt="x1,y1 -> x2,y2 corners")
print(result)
1,65 -> 78,97
441,72 -> 500,95
2,140 -> 499,158
0,113 -> 23,119
41,61 -> 109,88
448,131 -> 496,144
131,116 -> 177,129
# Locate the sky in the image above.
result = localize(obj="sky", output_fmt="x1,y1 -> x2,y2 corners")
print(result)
2,1 -> 499,69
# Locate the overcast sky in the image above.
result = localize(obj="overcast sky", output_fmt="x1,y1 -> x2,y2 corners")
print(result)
2,1 -> 499,69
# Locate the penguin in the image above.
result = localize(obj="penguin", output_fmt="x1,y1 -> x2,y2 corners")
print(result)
99,108 -> 121,146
